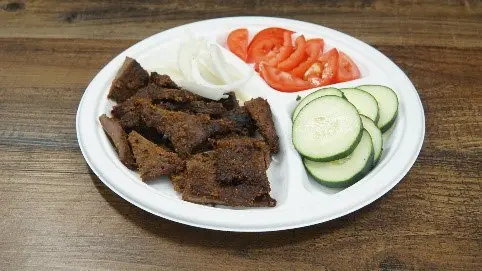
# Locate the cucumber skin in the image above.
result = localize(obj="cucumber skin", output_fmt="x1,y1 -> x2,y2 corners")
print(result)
373,147 -> 383,166
380,108 -> 398,133
356,84 -> 399,133
296,122 -> 363,162
341,87 -> 380,124
291,88 -> 342,121
306,145 -> 375,188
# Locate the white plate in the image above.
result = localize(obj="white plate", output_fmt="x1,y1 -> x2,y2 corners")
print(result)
76,17 -> 425,232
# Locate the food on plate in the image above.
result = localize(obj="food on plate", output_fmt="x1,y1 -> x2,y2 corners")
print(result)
292,85 -> 398,188
259,64 -> 313,92
357,85 -> 399,132
227,27 -> 361,92
175,38 -> 253,100
292,95 -> 363,162
139,99 -> 236,157
107,57 -> 149,103
291,87 -> 343,120
227,28 -> 248,61
290,38 -> 324,78
171,138 -> 276,207
304,48 -> 339,87
244,98 -> 280,153
359,115 -> 383,165
340,88 -> 380,123
100,56 -> 279,207
303,130 -> 374,188
128,131 -> 184,181
246,27 -> 293,64
99,114 -> 136,169
336,52 -> 361,83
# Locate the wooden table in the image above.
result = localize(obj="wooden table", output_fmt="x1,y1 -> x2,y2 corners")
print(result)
1,1 -> 481,270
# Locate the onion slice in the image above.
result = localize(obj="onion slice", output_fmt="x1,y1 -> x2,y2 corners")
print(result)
175,38 -> 252,100
209,44 -> 233,84
177,80 -> 228,100
191,57 -> 252,92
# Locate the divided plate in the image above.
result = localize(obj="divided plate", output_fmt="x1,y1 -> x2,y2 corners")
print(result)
76,17 -> 425,232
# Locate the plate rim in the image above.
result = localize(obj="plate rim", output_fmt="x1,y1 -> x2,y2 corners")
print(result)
76,16 -> 425,232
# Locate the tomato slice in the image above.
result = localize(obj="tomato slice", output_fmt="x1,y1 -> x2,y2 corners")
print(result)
227,28 -> 248,61
290,38 -> 324,78
246,27 -> 293,63
263,31 -> 293,67
259,64 -> 313,92
305,38 -> 324,57
278,35 -> 307,71
336,51 -> 361,82
304,48 -> 339,86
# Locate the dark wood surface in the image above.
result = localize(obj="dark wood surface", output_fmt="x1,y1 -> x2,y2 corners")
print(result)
1,1 -> 481,270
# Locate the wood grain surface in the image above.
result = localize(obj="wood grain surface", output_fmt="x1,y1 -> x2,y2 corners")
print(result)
0,0 -> 481,270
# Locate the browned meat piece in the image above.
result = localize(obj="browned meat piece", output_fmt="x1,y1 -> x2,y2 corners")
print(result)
107,57 -> 149,103
139,101 -> 235,156
174,151 -> 275,207
137,84 -> 201,104
188,100 -> 227,116
117,110 -> 141,130
219,92 -> 239,110
213,137 -> 271,169
150,72 -> 180,89
212,138 -> 271,186
244,98 -> 280,153
217,185 -> 276,207
221,106 -> 255,136
111,83 -> 201,119
127,131 -> 184,181
99,114 -> 135,169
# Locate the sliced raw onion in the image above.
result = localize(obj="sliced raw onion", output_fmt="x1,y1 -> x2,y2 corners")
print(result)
209,44 -> 233,84
177,80 -> 228,100
192,58 -> 252,92
175,38 -> 252,100
178,39 -> 206,80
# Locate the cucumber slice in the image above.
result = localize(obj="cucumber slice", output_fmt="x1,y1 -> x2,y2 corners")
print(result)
292,87 -> 343,120
293,96 -> 363,162
304,130 -> 374,188
341,88 -> 380,123
356,85 -> 399,133
360,115 -> 383,165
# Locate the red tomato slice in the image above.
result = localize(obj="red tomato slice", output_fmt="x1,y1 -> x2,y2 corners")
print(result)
336,51 -> 361,82
246,27 -> 293,63
304,48 -> 339,86
278,35 -> 307,71
263,31 -> 293,67
259,64 -> 313,92
247,39 -> 281,64
227,28 -> 248,61
290,38 -> 324,78
305,38 -> 324,57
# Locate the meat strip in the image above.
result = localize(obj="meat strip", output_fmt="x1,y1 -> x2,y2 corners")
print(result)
99,114 -> 136,169
212,138 -> 271,186
244,98 -> 280,153
173,151 -> 276,207
128,131 -> 184,181
107,57 -> 149,103
149,72 -> 180,89
139,100 -> 235,156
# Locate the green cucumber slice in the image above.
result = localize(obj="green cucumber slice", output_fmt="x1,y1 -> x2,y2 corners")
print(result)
293,95 -> 362,162
341,88 -> 380,123
360,115 -> 383,165
356,85 -> 399,132
304,130 -> 374,188
292,87 -> 343,120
